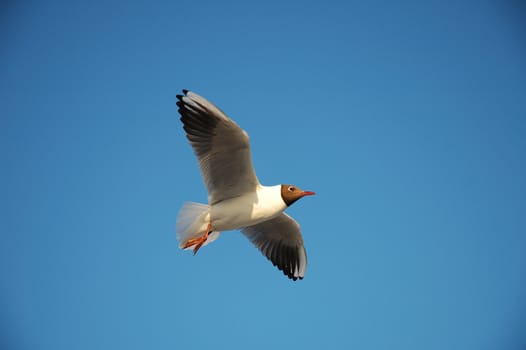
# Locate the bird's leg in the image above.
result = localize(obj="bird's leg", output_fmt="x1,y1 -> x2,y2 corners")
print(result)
182,223 -> 211,255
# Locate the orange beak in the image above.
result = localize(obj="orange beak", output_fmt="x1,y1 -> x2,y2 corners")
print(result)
301,191 -> 316,196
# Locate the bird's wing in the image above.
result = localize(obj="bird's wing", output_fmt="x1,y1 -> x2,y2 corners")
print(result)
241,213 -> 307,280
177,90 -> 260,204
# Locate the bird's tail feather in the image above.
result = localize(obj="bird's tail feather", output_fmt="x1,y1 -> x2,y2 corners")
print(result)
176,202 -> 220,250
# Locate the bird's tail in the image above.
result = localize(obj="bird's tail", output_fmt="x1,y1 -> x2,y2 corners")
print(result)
176,202 -> 220,250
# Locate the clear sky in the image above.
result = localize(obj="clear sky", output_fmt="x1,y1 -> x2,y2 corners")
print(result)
2,0 -> 526,349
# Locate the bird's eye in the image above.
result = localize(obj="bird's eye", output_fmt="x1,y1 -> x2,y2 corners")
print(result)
288,186 -> 296,192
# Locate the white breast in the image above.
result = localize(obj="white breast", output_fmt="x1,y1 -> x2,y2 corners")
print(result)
210,185 -> 286,231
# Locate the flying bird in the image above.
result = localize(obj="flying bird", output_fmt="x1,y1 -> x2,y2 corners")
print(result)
176,90 -> 315,280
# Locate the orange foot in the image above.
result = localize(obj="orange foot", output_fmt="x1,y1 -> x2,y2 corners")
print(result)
182,223 -> 211,255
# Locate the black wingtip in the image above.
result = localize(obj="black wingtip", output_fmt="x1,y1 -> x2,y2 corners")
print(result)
288,272 -> 300,281
182,89 -> 189,94
279,267 -> 299,281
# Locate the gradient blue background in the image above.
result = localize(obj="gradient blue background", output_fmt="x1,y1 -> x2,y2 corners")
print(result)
2,1 -> 526,349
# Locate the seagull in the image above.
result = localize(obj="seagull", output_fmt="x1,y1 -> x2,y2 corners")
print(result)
175,90 -> 315,280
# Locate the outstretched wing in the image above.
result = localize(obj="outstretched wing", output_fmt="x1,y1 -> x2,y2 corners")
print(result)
242,213 -> 307,281
177,90 -> 260,205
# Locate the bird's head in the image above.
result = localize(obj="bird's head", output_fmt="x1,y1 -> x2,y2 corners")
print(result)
280,184 -> 315,207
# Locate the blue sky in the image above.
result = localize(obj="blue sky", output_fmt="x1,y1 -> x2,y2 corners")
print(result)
2,0 -> 526,349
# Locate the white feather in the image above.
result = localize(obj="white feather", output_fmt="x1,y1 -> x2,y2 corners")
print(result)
175,202 -> 220,250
